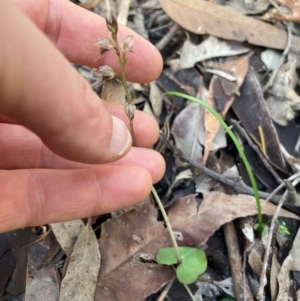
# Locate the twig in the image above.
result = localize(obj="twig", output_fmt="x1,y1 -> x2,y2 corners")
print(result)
268,0 -> 281,12
256,190 -> 288,300
265,172 -> 300,202
78,0 -> 102,9
159,134 -> 276,201
255,173 -> 300,300
242,241 -> 255,301
155,23 -> 181,51
224,222 -> 254,301
171,266 -> 197,301
262,23 -> 292,92
280,144 -> 300,172
231,119 -> 283,184
156,277 -> 175,301
182,283 -> 198,301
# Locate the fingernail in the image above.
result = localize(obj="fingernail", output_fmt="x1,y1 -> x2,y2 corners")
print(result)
110,116 -> 132,155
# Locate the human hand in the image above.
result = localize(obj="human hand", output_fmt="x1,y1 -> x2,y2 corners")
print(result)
0,0 -> 165,232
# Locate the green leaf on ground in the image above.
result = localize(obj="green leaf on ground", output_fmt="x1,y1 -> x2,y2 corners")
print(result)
156,246 -> 207,284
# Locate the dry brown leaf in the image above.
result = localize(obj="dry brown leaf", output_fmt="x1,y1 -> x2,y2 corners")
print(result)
51,220 -> 85,256
276,254 -> 292,301
275,228 -> 300,301
78,0 -> 102,9
159,0 -> 300,55
212,0 -> 270,15
167,192 -> 299,247
262,0 -> 300,22
94,192 -> 298,301
117,0 -> 131,25
261,49 -> 282,71
271,253 -> 280,301
95,204 -> 173,301
143,100 -> 156,119
6,229 -> 37,296
60,222 -> 100,301
25,234 -> 60,301
204,75 -> 226,161
203,54 -> 250,161
266,55 -> 300,126
101,79 -> 126,105
232,70 -> 285,170
171,93 -> 226,163
180,36 -> 250,69
171,101 -> 204,162
149,81 -> 163,117
248,247 -> 263,277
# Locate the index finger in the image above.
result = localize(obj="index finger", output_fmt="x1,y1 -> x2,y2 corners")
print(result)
12,0 -> 163,83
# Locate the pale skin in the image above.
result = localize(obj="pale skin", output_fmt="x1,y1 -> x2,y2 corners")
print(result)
0,0 -> 165,232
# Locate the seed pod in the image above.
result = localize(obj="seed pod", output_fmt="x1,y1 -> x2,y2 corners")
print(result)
125,103 -> 136,120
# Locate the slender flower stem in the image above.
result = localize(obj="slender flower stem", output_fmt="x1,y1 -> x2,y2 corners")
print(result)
109,27 -> 182,264
112,37 -> 136,146
151,187 -> 182,264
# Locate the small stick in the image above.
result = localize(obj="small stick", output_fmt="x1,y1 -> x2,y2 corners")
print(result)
155,23 -> 181,51
256,191 -> 287,300
156,277 -> 175,301
182,283 -> 198,301
256,174 -> 300,300
159,134 -> 276,201
171,267 -> 198,301
265,172 -> 300,202
242,241 -> 255,301
263,23 -> 292,92
224,222 -> 254,301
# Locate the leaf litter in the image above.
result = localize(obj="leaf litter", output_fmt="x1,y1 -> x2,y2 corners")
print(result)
94,192 -> 297,301
3,0 -> 300,300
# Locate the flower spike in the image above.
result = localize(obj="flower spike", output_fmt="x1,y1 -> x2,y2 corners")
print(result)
106,15 -> 118,35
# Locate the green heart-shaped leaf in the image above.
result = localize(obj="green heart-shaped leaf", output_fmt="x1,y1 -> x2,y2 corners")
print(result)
156,247 -> 207,284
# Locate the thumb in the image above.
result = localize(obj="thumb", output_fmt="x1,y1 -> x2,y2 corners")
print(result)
0,0 -> 132,163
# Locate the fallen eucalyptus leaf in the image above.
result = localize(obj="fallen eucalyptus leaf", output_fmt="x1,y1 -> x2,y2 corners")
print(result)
60,222 -> 100,301
171,100 -> 226,163
167,192 -> 299,247
213,0 -> 270,15
262,0 -> 300,23
95,204 -> 173,301
180,36 -> 249,69
261,49 -> 282,71
159,0 -> 300,54
51,220 -> 85,256
232,70 -> 285,169
149,81 -> 163,117
203,54 -> 250,161
25,234 -> 60,301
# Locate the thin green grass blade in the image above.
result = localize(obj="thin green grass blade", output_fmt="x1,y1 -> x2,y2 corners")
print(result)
166,91 -> 263,233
